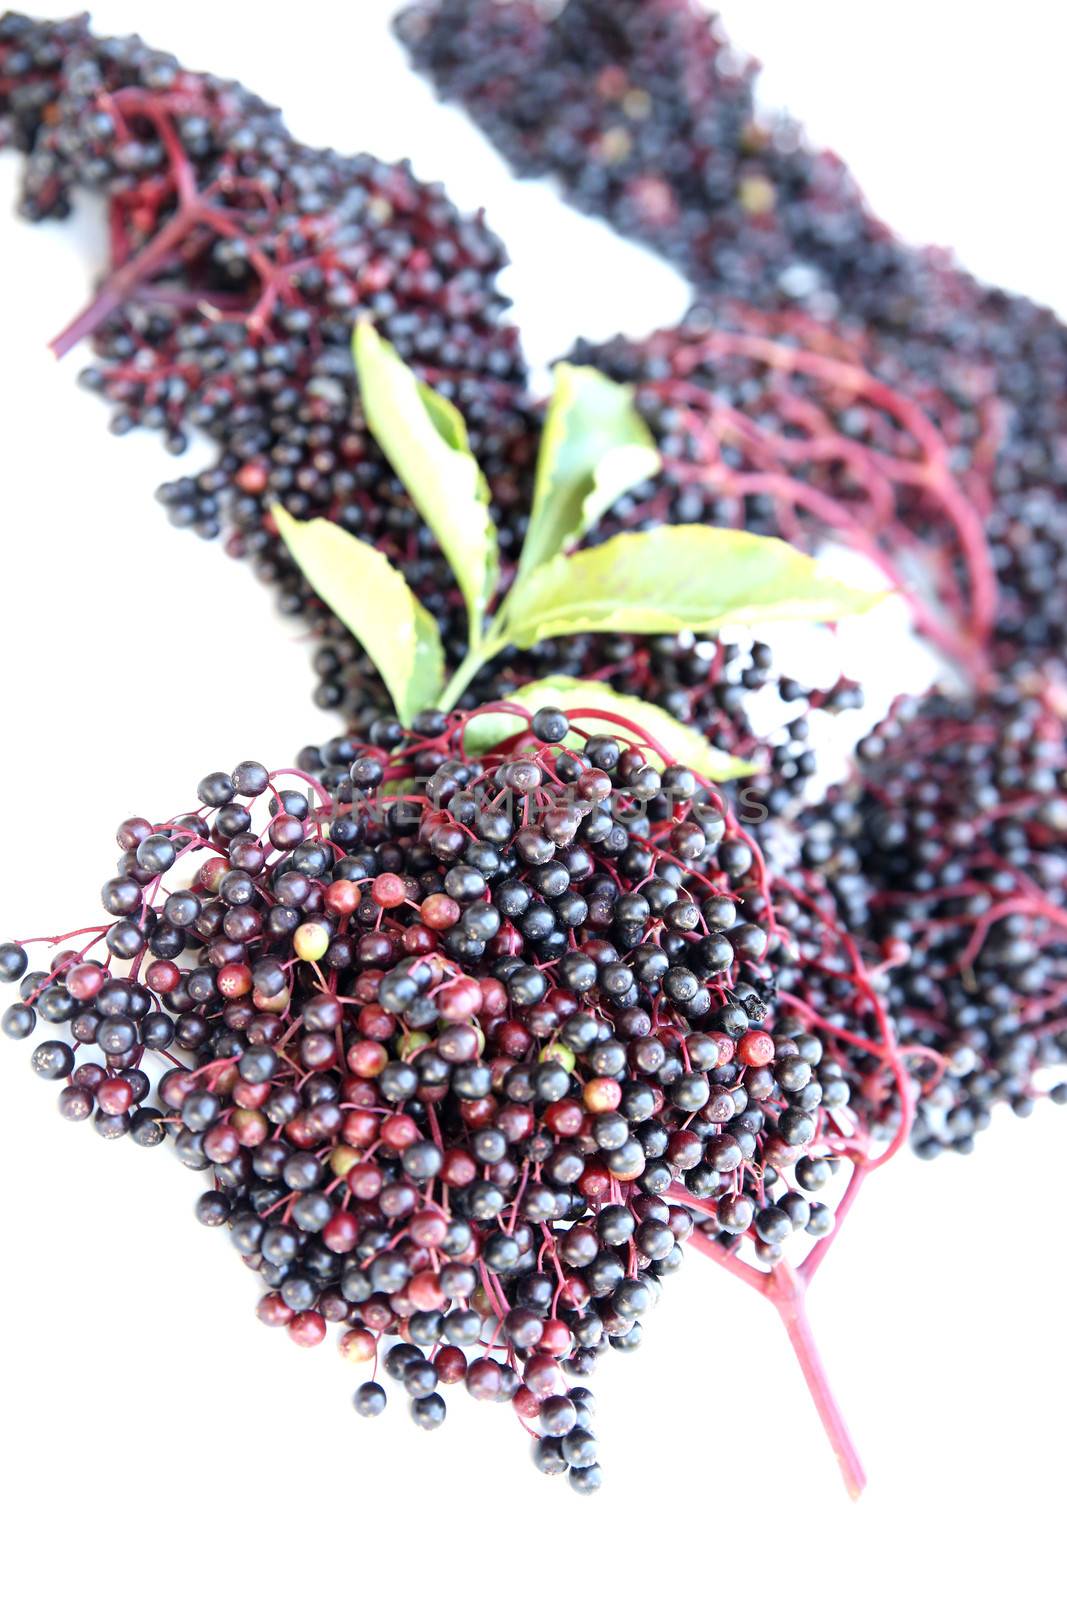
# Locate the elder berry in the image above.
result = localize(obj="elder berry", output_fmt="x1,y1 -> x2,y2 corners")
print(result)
354,1382 -> 387,1418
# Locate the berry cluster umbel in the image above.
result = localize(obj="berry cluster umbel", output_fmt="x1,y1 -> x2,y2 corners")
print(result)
0,9 -> 534,655
800,666 -> 1067,1154
1,707 -> 900,1493
0,12 -> 866,810
398,0 -> 1067,662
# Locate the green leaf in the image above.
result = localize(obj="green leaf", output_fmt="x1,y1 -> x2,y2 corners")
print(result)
353,321 -> 498,641
462,676 -> 760,782
515,363 -> 660,584
502,525 -> 882,649
273,505 -> 444,724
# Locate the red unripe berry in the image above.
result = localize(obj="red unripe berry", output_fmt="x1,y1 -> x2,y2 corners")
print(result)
371,873 -> 407,908
512,1383 -> 540,1420
218,962 -> 252,998
339,1326 -> 377,1364
343,1111 -> 378,1148
583,1077 -> 622,1113
325,879 -> 361,916
668,1206 -> 693,1241
357,1004 -> 395,1041
347,1161 -> 383,1199
478,977 -> 508,1017
497,1020 -> 532,1058
763,1134 -> 801,1169
237,460 -> 269,494
736,1030 -> 775,1068
146,960 -> 181,994
288,1311 -> 327,1348
214,1063 -> 240,1097
403,925 -> 436,955
195,857 -> 227,894
284,1113 -> 319,1150
538,1319 -> 572,1357
421,893 -> 460,930
233,1079 -> 271,1111
257,1292 -> 293,1327
361,1296 -> 396,1333
522,1354 -> 564,1398
438,976 -> 482,1021
354,970 -> 383,1003
496,1103 -> 535,1143
435,1346 -> 467,1384
381,1113 -> 419,1151
203,1124 -> 240,1163
231,1108 -> 269,1147
408,1270 -> 445,1311
577,1162 -> 612,1201
66,962 -> 105,1001
97,1077 -> 134,1116
340,1078 -> 376,1106
545,1099 -> 584,1136
322,1210 -> 359,1254
347,1040 -> 386,1079
410,1209 -> 448,1247
457,1096 -> 496,1129
441,1148 -> 477,1186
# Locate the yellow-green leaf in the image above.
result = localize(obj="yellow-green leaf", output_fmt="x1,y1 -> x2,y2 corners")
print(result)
353,321 -> 498,640
503,525 -> 882,648
515,363 -> 660,584
462,676 -> 760,782
274,505 -> 444,724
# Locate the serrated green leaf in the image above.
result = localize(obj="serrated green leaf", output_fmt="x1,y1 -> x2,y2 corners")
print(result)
462,676 -> 760,783
353,321 -> 498,641
503,525 -> 882,649
273,505 -> 444,724
515,363 -> 660,584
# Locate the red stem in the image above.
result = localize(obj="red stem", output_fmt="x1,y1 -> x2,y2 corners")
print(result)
765,1265 -> 867,1499
683,1206 -> 869,1497
51,205 -> 196,358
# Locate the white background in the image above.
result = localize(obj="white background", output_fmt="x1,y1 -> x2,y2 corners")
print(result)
2,3 -> 1064,1593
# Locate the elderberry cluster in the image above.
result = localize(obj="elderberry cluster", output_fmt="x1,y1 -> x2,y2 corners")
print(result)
0,9 -> 535,655
801,667 -> 1067,1154
0,712 -> 895,1486
567,301 -> 999,667
398,0 -> 1067,660
0,12 -> 865,811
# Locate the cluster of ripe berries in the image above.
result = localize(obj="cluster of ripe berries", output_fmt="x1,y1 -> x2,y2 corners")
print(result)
399,0 -> 1067,662
0,10 -> 858,810
570,302 -> 999,669
0,710 -> 896,1487
0,9 -> 535,646
800,665 -> 1067,1155
397,0 -> 1067,1116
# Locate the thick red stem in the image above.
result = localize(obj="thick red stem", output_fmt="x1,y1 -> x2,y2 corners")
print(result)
765,1264 -> 867,1499
686,1228 -> 867,1498
50,205 -> 196,357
